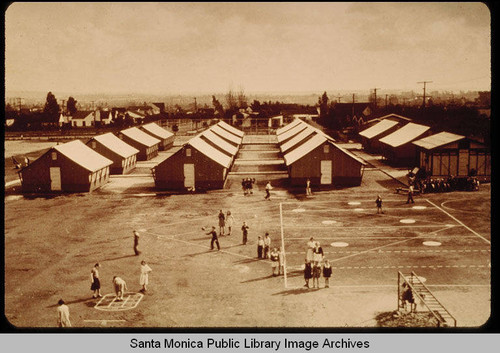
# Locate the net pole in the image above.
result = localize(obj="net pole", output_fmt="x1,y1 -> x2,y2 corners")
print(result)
280,202 -> 288,288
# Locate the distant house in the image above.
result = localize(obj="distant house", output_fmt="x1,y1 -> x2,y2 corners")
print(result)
71,110 -> 95,127
96,110 -> 113,125
140,122 -> 175,151
413,132 -> 490,182
332,102 -> 373,124
118,127 -> 161,161
86,132 -> 139,174
127,110 -> 147,124
18,140 -> 112,193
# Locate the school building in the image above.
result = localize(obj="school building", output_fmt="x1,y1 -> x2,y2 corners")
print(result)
86,132 -> 139,175
412,132 -> 491,182
18,140 -> 113,193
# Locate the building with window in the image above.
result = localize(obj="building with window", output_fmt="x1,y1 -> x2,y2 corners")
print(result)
140,122 -> 175,151
118,127 -> 161,161
86,133 -> 139,174
18,140 -> 112,193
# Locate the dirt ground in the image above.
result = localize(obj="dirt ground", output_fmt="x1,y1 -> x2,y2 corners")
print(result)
3,142 -> 491,329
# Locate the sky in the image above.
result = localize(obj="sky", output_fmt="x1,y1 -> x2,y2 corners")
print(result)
5,2 -> 491,95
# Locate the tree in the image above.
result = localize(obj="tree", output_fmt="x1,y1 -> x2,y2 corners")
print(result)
212,96 -> 224,117
225,89 -> 238,111
318,91 -> 329,119
43,91 -> 60,121
237,87 -> 248,109
67,97 -> 77,115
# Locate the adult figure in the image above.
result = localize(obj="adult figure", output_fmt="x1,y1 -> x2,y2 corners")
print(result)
90,263 -> 102,298
206,226 -> 220,251
133,230 -> 141,256
306,237 -> 315,263
57,299 -> 71,327
218,210 -> 226,236
113,276 -> 127,301
226,210 -> 234,236
313,242 -> 324,263
140,260 -> 153,293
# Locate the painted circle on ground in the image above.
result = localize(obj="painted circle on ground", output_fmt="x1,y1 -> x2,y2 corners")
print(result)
331,242 -> 349,247
400,219 -> 416,224
412,206 -> 427,210
322,220 -> 338,225
348,201 -> 361,205
423,241 -> 442,247
354,208 -> 364,212
235,265 -> 250,273
292,208 -> 306,213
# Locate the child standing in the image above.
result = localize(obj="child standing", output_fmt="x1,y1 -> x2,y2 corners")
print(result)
139,260 -> 153,293
375,195 -> 383,214
304,260 -> 312,288
241,221 -> 249,245
90,263 -> 102,298
323,259 -> 332,288
312,261 -> 321,289
226,210 -> 234,236
218,210 -> 226,236
257,236 -> 264,258
270,248 -> 280,276
263,232 -> 271,259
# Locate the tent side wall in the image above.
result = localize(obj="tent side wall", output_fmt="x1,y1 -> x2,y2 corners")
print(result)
288,142 -> 363,187
153,146 -> 226,190
20,150 -> 109,193
87,140 -> 136,175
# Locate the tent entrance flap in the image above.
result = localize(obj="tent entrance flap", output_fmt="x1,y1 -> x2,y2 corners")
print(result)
183,164 -> 195,188
320,160 -> 332,184
50,167 -> 62,191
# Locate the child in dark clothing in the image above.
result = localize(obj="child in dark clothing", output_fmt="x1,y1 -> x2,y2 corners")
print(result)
323,259 -> 332,288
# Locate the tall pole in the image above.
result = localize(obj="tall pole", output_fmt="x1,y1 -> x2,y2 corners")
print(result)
372,88 -> 380,108
417,81 -> 432,108
385,94 -> 388,109
352,94 -> 356,117
279,203 -> 288,288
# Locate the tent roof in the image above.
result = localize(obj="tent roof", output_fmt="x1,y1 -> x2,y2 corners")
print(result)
210,124 -> 242,145
91,133 -> 139,158
280,126 -> 316,153
276,119 -> 304,135
201,129 -> 238,156
141,122 -> 174,139
189,136 -> 232,168
54,140 -> 113,172
412,132 -> 465,150
217,121 -> 244,137
120,127 -> 161,147
277,123 -> 308,143
379,123 -> 431,148
359,119 -> 399,139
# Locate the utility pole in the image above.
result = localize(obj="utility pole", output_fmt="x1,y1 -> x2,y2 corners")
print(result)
194,97 -> 197,112
417,81 -> 432,108
351,93 -> 356,117
372,88 -> 380,108
335,95 -> 342,103
16,97 -> 22,112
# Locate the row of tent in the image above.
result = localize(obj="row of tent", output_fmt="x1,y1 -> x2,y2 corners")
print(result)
276,119 -> 366,187
152,121 -> 244,190
359,114 -> 491,181
18,123 -> 175,193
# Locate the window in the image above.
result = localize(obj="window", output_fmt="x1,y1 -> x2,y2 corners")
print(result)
186,148 -> 192,157
51,152 -> 57,160
323,145 -> 330,154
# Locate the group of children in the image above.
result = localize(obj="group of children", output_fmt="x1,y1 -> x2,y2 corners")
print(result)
304,237 -> 332,289
217,210 -> 235,236
242,178 -> 256,195
90,261 -> 152,301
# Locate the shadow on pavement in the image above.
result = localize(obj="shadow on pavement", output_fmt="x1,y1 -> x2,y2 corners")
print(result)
240,274 -> 273,283
272,287 -> 320,296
